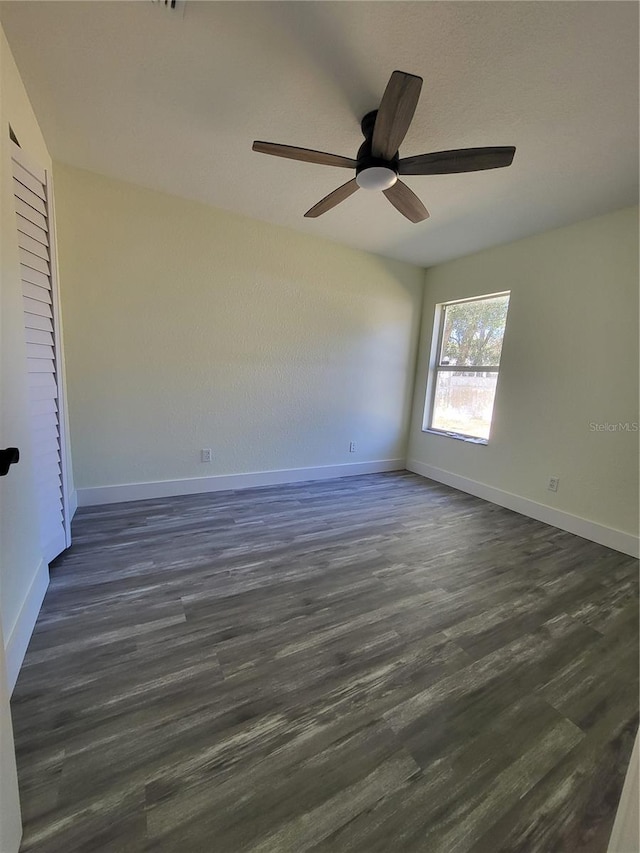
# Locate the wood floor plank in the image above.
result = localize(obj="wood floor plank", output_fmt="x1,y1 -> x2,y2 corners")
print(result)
10,471 -> 639,852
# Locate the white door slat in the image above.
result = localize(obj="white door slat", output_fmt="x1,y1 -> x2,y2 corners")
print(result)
11,152 -> 46,186
28,372 -> 56,389
40,512 -> 64,540
27,361 -> 55,378
27,358 -> 55,375
22,281 -> 53,305
36,476 -> 62,496
35,466 -> 61,488
16,214 -> 49,247
34,449 -> 61,469
39,446 -> 61,462
32,452 -> 60,472
28,384 -> 58,401
25,327 -> 54,346
11,150 -> 47,186
13,161 -> 46,198
34,445 -> 60,465
39,519 -> 65,546
33,439 -> 61,461
23,297 -> 53,319
38,517 -> 65,543
35,472 -> 62,492
19,248 -> 50,275
26,343 -> 55,360
29,398 -> 58,415
35,465 -> 62,485
31,408 -> 59,425
20,264 -> 50,289
13,179 -> 47,215
36,480 -> 62,500
33,423 -> 60,448
36,490 -> 63,512
31,404 -> 58,422
24,313 -> 54,332
32,425 -> 60,444
35,455 -> 61,475
38,505 -> 64,526
18,232 -> 50,261
32,439 -> 61,459
36,479 -> 62,499
15,197 -> 47,231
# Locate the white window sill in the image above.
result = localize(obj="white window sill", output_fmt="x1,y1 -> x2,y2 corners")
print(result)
422,428 -> 488,446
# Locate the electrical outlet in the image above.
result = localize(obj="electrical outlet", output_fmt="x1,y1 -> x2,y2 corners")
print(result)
349,441 -> 357,453
201,448 -> 212,463
547,476 -> 559,492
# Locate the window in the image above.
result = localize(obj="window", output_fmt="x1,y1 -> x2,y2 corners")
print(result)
424,292 -> 510,441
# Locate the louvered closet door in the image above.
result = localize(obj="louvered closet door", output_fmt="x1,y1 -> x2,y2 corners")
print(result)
12,144 -> 69,563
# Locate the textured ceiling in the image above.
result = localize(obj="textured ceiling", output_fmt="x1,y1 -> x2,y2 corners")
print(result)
1,1 -> 638,267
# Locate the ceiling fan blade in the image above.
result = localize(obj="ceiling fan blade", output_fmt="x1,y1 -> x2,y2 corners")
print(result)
252,141 -> 357,169
383,180 -> 429,223
371,71 -> 423,161
304,179 -> 359,218
399,146 -> 516,175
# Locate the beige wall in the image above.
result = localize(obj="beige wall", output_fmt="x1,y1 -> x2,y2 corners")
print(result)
408,206 -> 639,539
53,163 -> 425,491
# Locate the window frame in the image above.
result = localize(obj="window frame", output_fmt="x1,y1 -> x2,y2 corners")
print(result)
422,291 -> 510,443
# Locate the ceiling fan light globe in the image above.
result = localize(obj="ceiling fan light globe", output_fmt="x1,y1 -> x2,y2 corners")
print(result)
355,166 -> 398,191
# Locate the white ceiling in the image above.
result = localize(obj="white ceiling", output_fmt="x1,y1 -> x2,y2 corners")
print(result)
1,1 -> 638,267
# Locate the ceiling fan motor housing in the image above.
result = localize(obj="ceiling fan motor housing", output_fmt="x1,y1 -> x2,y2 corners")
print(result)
357,110 -> 400,169
356,110 -> 399,189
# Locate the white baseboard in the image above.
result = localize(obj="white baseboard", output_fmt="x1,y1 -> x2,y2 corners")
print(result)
76,458 -> 638,556
5,559 -> 49,694
407,459 -> 639,559
77,459 -> 406,507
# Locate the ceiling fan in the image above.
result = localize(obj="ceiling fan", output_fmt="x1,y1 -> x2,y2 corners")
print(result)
253,70 -> 515,223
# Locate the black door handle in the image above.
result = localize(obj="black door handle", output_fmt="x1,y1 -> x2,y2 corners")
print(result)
0,448 -> 19,476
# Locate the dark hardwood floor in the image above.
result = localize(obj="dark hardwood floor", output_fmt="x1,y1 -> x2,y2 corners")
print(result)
10,472 -> 639,852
